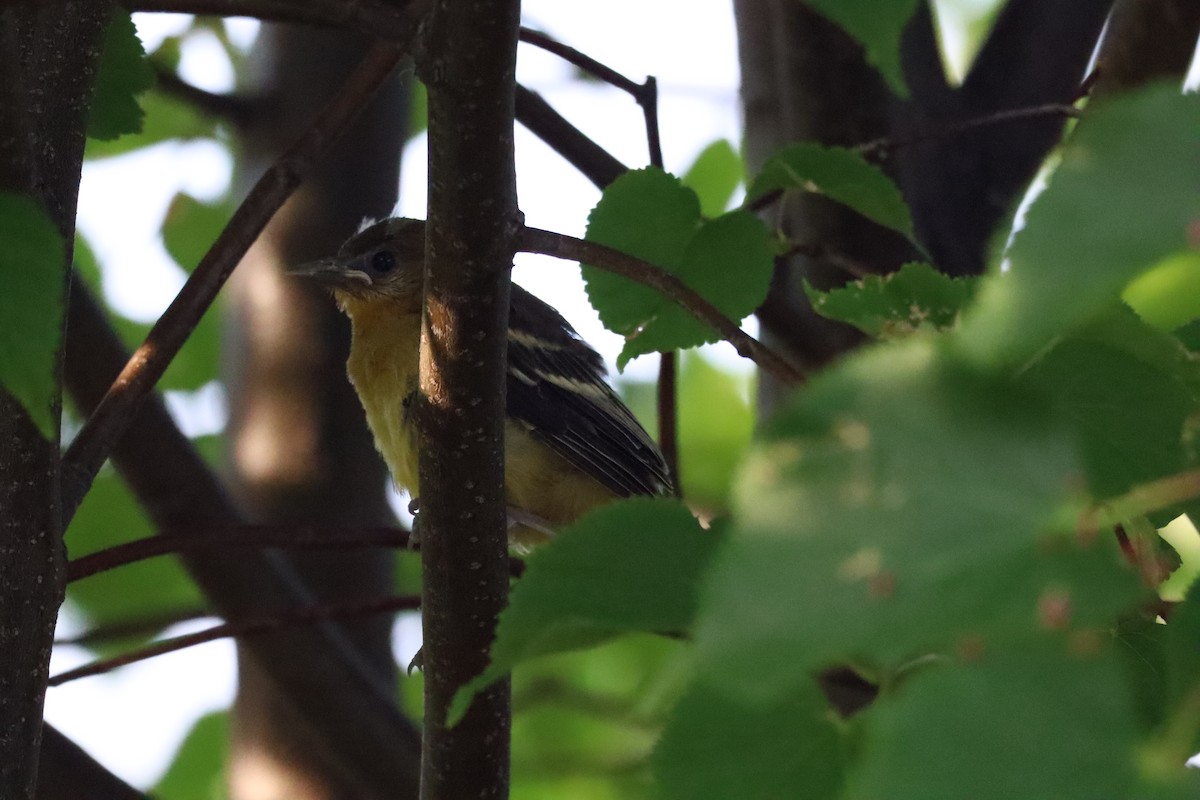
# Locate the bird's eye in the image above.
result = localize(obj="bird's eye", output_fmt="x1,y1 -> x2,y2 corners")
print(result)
371,250 -> 397,274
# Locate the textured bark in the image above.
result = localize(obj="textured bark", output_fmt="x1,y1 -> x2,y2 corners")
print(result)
0,4 -> 108,797
417,0 -> 520,795
223,24 -> 410,800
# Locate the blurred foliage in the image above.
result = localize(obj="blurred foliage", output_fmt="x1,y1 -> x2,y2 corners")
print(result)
681,139 -> 742,218
796,0 -> 920,95
154,711 -> 228,800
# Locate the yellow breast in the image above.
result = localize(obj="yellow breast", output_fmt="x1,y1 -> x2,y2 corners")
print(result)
342,297 -> 422,493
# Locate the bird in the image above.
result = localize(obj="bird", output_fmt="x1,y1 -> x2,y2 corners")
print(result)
293,217 -> 672,550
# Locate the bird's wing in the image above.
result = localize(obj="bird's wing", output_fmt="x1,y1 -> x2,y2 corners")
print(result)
505,285 -> 672,498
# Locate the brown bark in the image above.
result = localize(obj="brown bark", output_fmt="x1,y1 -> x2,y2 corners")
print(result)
0,4 -> 108,796
416,0 -> 521,795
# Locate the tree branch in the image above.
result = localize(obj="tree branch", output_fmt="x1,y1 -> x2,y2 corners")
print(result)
0,5 -> 107,796
68,524 -> 410,583
61,40 -> 407,519
36,725 -> 148,800
514,85 -> 627,190
50,595 -> 421,687
151,63 -> 257,127
417,0 -> 520,795
519,226 -> 806,386
63,279 -> 421,796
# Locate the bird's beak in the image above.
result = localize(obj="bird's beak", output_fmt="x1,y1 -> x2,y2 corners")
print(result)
289,259 -> 372,289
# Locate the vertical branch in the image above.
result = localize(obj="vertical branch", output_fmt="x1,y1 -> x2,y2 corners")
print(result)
638,75 -> 680,492
0,5 -> 107,797
417,0 -> 520,796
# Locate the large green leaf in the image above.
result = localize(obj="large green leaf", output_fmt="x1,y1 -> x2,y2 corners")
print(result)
653,679 -> 843,800
693,337 -> 1144,701
746,143 -> 918,244
960,86 -> 1200,364
801,0 -> 920,96
87,11 -> 154,141
850,634 -> 1137,800
449,498 -> 721,722
1025,308 -> 1200,505
0,193 -> 66,439
583,168 -> 773,368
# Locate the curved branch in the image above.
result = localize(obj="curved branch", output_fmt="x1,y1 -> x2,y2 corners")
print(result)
61,41 -> 407,516
519,226 -> 806,386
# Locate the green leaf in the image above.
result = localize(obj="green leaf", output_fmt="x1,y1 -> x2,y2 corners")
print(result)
959,86 -> 1200,364
681,140 -> 742,218
654,679 -> 844,800
583,167 -> 702,334
800,0 -> 919,96
1024,308 -> 1200,504
87,11 -> 154,141
161,192 -> 230,272
616,210 -> 773,369
0,193 -> 66,439
1123,251 -> 1200,331
693,337 -> 1144,702
850,634 -> 1137,800
746,143 -> 918,244
66,469 -> 203,649
449,498 -> 720,723
583,168 -> 773,369
154,711 -> 228,800
677,353 -> 753,511
85,89 -> 219,160
806,261 -> 978,338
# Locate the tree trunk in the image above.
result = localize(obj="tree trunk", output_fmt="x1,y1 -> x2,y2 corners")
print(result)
0,4 -> 108,796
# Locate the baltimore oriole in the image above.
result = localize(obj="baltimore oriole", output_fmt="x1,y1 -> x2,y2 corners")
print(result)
294,217 -> 671,548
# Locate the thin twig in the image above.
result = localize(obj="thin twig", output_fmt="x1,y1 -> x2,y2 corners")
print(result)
54,609 -> 213,647
152,63 -> 258,127
856,103 -> 1081,160
519,226 -> 805,386
68,524 -> 411,583
514,84 -> 627,189
60,41 -> 408,516
48,594 -> 421,687
518,28 -> 642,95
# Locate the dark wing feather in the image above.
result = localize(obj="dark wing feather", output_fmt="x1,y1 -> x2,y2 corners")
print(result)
506,285 -> 672,497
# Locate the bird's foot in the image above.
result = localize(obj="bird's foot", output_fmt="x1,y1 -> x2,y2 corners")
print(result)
407,496 -> 421,550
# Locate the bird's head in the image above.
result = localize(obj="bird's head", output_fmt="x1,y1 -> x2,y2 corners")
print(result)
291,217 -> 426,313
